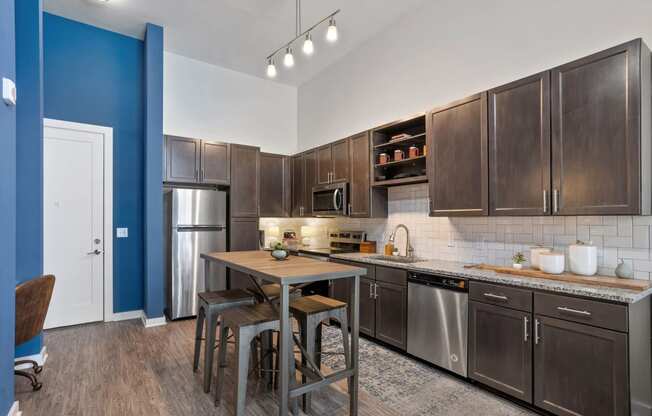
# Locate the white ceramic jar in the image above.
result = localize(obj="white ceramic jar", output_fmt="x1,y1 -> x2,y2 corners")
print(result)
568,241 -> 597,276
530,246 -> 552,270
539,252 -> 565,274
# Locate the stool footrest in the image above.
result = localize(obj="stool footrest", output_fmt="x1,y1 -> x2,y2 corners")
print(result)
289,368 -> 355,398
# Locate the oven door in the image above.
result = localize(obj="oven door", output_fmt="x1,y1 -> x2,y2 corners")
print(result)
312,183 -> 348,216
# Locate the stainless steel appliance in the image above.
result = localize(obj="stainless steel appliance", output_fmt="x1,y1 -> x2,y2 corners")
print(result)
164,188 -> 227,320
312,182 -> 348,216
407,272 -> 468,377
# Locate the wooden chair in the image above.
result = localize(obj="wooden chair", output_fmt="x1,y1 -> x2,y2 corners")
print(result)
193,289 -> 256,393
15,275 -> 56,391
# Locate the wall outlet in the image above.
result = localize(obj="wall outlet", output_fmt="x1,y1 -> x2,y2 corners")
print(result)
116,228 -> 128,238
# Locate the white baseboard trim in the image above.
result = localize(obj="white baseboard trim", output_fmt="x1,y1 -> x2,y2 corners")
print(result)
141,313 -> 167,328
8,401 -> 21,416
15,346 -> 48,370
109,310 -> 144,322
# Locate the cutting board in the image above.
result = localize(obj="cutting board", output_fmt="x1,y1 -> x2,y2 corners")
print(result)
464,263 -> 652,292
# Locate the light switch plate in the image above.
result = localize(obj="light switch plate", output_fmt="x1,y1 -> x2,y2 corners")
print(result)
116,228 -> 128,238
2,78 -> 17,106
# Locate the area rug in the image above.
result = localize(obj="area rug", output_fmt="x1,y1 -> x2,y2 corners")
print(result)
320,326 -> 537,416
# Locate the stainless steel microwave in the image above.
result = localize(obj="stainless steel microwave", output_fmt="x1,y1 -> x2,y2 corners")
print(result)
312,182 -> 348,216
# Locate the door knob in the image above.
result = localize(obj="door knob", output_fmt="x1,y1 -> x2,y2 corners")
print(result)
87,249 -> 103,255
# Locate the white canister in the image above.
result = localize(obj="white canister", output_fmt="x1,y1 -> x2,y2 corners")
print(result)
530,246 -> 552,270
539,252 -> 565,274
569,241 -> 597,276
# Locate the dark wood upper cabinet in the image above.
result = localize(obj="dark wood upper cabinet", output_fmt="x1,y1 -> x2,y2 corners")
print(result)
230,144 -> 260,218
331,139 -> 350,182
317,139 -> 350,184
291,150 -> 317,217
201,141 -> 230,185
348,131 -> 387,218
228,217 -> 259,290
291,154 -> 305,217
259,153 -> 291,217
165,135 -> 200,183
317,145 -> 332,184
427,93 -> 489,216
469,301 -> 533,403
534,315 -> 629,416
489,72 -> 551,216
303,150 -> 317,216
375,280 -> 407,350
164,136 -> 231,185
552,39 -> 651,215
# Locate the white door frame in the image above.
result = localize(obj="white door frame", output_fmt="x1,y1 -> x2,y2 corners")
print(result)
43,118 -> 114,322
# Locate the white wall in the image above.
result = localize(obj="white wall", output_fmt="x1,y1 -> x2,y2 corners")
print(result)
164,52 -> 298,154
298,0 -> 652,151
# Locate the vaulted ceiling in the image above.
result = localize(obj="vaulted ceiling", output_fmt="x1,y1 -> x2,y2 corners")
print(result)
44,0 -> 426,85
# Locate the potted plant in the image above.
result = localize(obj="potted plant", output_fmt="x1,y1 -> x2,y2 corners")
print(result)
512,252 -> 526,270
270,242 -> 289,261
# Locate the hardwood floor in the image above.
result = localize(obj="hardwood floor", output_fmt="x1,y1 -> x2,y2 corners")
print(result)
15,319 -> 397,416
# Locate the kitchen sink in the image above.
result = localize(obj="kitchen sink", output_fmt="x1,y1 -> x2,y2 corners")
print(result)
367,255 -> 426,264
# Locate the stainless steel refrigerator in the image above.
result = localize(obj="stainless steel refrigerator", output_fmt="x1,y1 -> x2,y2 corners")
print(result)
164,188 -> 227,320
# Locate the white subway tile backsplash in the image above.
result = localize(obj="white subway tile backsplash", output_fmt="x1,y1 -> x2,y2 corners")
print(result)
261,184 -> 652,280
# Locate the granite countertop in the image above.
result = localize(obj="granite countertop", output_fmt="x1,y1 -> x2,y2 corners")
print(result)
330,253 -> 652,304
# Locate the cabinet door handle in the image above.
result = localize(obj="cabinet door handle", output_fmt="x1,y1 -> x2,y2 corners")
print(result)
369,283 -> 374,299
557,306 -> 592,317
195,169 -> 199,180
201,168 -> 205,182
534,318 -> 541,345
552,189 -> 559,213
348,203 -> 352,216
483,293 -> 508,302
543,190 -> 547,213
523,316 -> 529,342
373,283 -> 378,299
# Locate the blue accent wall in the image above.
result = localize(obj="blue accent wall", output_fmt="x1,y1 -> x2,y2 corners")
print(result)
143,24 -> 165,319
15,0 -> 44,358
0,0 -> 16,412
44,13 -> 145,312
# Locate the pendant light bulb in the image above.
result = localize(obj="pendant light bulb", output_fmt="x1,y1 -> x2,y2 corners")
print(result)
266,58 -> 277,78
283,47 -> 295,68
302,33 -> 314,56
326,17 -> 338,43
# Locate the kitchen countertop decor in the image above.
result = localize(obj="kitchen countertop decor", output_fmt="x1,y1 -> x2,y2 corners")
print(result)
330,253 -> 652,304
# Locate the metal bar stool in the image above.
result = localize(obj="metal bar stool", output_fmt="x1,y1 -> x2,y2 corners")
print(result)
290,295 -> 350,413
193,289 -> 256,393
214,303 -> 299,416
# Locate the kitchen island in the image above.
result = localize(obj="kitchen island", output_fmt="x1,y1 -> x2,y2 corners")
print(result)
201,250 -> 366,416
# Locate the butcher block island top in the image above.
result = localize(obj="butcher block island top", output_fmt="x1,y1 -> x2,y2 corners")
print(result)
201,250 -> 367,284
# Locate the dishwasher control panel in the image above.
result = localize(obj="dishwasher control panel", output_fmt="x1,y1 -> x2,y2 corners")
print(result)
408,272 -> 467,291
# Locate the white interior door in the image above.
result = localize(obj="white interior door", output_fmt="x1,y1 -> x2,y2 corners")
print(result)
44,122 -> 105,329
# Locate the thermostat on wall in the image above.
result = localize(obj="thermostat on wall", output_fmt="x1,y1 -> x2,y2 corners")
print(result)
2,78 -> 17,106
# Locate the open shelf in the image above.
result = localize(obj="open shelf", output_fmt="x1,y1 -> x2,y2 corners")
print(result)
373,133 -> 426,150
373,175 -> 428,187
374,155 -> 426,168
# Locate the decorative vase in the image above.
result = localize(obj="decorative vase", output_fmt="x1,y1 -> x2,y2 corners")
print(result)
615,259 -> 633,279
271,249 -> 289,261
513,263 -> 523,270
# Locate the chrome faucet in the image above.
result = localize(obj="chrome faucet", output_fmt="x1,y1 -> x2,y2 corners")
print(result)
389,224 -> 414,257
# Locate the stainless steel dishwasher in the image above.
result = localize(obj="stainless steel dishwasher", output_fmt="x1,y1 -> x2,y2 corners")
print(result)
407,272 -> 468,377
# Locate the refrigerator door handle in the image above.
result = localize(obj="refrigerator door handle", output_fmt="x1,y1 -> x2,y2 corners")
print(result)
175,225 -> 226,232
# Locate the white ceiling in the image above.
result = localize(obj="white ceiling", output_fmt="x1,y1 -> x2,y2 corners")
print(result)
43,0 -> 426,86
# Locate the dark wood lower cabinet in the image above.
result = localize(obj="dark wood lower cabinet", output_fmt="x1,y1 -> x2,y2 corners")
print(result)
375,281 -> 407,350
469,301 -> 532,402
534,315 -> 629,416
359,277 -> 376,337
